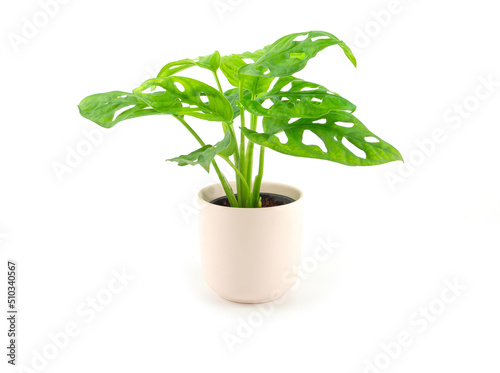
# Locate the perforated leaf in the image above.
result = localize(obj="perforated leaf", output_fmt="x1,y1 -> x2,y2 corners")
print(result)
78,91 -> 161,128
157,51 -> 221,77
241,112 -> 402,166
133,77 -> 233,122
241,77 -> 356,119
220,54 -> 274,94
167,130 -> 232,172
239,31 -> 356,77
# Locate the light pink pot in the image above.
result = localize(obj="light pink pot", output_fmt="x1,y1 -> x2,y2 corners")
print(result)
198,181 -> 304,304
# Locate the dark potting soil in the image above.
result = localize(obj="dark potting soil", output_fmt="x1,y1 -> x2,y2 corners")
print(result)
211,193 -> 295,208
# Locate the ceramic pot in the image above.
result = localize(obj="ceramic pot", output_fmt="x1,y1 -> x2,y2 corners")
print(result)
198,181 -> 303,303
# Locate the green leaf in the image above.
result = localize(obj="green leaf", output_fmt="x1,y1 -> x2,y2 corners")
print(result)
219,122 -> 237,158
241,112 -> 403,166
157,51 -> 221,77
133,76 -> 233,122
167,130 -> 232,172
220,54 -> 274,94
241,77 -> 356,119
156,59 -> 197,78
195,51 -> 222,72
78,91 -> 161,128
224,88 -> 252,120
239,31 -> 356,77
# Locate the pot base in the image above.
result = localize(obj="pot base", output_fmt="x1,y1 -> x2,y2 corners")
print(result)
213,282 -> 295,304
218,294 -> 280,304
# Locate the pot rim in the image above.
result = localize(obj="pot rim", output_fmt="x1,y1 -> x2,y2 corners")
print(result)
198,181 -> 303,210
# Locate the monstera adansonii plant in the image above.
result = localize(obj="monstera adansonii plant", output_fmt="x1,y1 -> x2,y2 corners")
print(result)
78,31 -> 403,208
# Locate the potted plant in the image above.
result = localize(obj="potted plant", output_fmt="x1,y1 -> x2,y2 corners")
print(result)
78,31 -> 403,303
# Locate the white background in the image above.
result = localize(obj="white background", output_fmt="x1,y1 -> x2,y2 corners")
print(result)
1,0 -> 499,372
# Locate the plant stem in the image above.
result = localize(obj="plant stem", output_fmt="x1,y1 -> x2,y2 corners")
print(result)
219,156 -> 251,196
251,146 -> 265,207
212,71 -> 224,93
238,81 -> 248,207
174,115 -> 238,207
213,70 -> 243,206
245,97 -> 258,192
212,166 -> 238,207
175,115 -> 205,146
212,71 -> 240,162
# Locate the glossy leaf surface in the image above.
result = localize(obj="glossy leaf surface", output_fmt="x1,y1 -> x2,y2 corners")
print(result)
242,112 -> 403,166
133,77 -> 233,122
157,51 -> 221,77
241,77 -> 356,119
167,130 -> 232,172
78,91 -> 160,128
220,53 -> 274,94
239,31 -> 356,77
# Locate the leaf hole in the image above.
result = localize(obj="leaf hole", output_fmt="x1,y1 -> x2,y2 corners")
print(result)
302,130 -> 327,152
200,93 -> 209,104
342,138 -> 366,159
313,118 -> 327,124
145,85 -> 166,94
282,82 -> 292,91
336,121 -> 354,128
174,82 -> 185,93
112,105 -> 135,121
288,117 -> 301,124
311,97 -> 322,103
242,58 -> 254,64
268,78 -> 279,91
301,87 -> 316,92
262,99 -> 273,109
293,34 -> 308,42
275,132 -> 288,144
365,136 -> 380,143
311,36 -> 330,42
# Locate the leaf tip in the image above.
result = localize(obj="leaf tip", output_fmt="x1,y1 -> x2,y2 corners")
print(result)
392,148 -> 404,163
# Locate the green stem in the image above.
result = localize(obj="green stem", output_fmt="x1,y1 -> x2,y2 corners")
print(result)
175,115 -> 205,146
231,121 -> 243,207
227,123 -> 239,163
219,156 -> 251,197
213,70 -> 243,206
212,71 -> 223,93
174,116 -> 238,207
251,146 -> 265,207
212,71 -> 240,162
245,98 -> 258,191
238,81 -> 248,207
212,70 -> 239,162
213,165 -> 238,207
